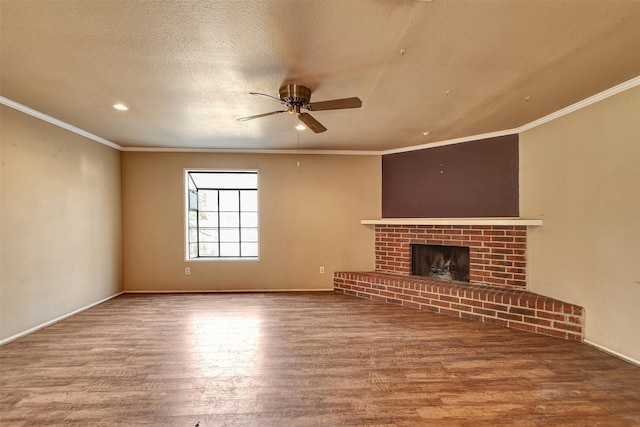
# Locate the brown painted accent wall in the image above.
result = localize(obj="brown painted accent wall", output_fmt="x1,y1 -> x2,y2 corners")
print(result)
382,135 -> 519,218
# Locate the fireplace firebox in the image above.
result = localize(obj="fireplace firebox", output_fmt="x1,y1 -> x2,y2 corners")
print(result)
411,244 -> 470,282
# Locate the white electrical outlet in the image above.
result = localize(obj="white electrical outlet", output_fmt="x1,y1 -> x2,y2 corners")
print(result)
185,267 -> 190,275
320,266 -> 325,274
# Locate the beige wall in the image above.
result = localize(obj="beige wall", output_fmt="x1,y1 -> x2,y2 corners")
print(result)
0,106 -> 123,342
520,86 -> 640,361
122,152 -> 380,291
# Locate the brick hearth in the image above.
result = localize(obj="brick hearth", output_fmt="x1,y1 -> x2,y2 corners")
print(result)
334,223 -> 584,341
334,272 -> 583,341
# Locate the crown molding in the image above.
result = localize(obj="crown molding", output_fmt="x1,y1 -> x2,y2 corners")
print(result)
0,96 -> 123,151
3,75 -> 638,156
121,146 -> 382,155
517,75 -> 640,133
380,129 -> 519,155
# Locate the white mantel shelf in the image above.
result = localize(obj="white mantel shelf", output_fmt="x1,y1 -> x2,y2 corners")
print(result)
361,218 -> 543,226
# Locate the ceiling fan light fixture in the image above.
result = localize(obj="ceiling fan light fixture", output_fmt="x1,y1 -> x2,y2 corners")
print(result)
295,124 -> 306,131
113,103 -> 129,111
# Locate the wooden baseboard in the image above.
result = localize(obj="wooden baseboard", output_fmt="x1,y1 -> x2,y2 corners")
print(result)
123,288 -> 334,293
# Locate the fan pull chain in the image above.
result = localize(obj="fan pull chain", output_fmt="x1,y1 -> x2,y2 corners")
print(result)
297,129 -> 300,167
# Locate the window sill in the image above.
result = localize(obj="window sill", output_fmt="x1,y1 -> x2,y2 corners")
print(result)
186,257 -> 259,262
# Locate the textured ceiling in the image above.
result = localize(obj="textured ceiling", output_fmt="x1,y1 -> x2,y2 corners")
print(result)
1,0 -> 639,151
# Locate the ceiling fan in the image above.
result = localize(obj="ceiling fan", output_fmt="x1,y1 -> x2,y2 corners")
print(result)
237,84 -> 362,133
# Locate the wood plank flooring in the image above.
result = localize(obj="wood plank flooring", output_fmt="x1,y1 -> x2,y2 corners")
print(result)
1,292 -> 639,426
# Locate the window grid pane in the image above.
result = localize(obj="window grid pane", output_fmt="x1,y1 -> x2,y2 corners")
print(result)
188,211 -> 198,227
219,190 -> 239,211
189,227 -> 198,243
220,242 -> 240,257
198,228 -> 219,243
199,243 -> 219,257
240,212 -> 258,228
198,190 -> 218,211
198,212 -> 218,228
241,242 -> 258,257
220,228 -> 240,242
189,243 -> 198,259
240,190 -> 258,211
240,228 -> 258,242
219,212 -> 240,228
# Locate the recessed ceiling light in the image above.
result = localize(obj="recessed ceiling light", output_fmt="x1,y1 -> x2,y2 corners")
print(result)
295,124 -> 306,130
422,131 -> 431,136
113,103 -> 129,111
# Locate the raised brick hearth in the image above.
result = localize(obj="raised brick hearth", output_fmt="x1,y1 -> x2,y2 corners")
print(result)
334,272 -> 584,341
334,223 -> 584,341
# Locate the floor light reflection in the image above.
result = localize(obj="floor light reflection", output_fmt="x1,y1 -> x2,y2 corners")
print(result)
189,314 -> 262,378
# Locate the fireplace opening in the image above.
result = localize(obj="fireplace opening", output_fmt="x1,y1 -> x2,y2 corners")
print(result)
411,244 -> 470,282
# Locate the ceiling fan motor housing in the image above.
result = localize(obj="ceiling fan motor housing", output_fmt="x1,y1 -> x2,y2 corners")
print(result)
279,84 -> 311,106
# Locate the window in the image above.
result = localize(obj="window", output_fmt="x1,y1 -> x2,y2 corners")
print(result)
186,170 -> 258,259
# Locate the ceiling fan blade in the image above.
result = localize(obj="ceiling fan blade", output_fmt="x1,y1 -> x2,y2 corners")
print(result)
299,113 -> 327,133
237,110 -> 287,121
249,92 -> 284,103
306,97 -> 362,111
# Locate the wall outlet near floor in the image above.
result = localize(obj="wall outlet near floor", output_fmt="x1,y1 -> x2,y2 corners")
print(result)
185,267 -> 191,275
320,266 -> 325,274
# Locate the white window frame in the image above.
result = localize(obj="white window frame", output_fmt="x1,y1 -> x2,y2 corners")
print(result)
184,169 -> 259,262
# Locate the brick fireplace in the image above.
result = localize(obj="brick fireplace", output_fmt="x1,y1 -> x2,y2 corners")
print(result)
375,224 -> 527,289
334,220 -> 584,341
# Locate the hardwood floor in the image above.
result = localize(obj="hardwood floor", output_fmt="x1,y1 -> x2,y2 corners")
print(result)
1,293 -> 639,426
